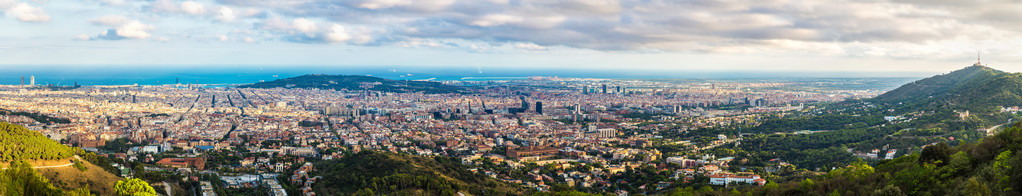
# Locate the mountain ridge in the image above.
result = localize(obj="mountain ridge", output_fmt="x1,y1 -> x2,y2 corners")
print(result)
870,65 -> 1022,111
238,74 -> 468,94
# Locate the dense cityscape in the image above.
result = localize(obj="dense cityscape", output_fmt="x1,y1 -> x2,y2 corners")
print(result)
8,0 -> 1022,195
0,76 -> 909,195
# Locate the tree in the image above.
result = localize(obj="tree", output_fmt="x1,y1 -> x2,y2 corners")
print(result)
873,185 -> 906,196
920,142 -> 952,166
114,178 -> 157,196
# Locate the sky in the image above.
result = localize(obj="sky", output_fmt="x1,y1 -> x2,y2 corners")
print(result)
1,0 -> 1021,74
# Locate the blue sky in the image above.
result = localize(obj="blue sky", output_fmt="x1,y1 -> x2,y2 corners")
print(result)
1,0 -> 1021,73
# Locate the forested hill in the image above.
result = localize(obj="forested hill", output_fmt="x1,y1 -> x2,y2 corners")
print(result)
0,121 -> 123,196
870,65 -> 1022,110
238,74 -> 468,94
312,151 -> 525,195
679,122 -> 1022,195
0,122 -> 74,162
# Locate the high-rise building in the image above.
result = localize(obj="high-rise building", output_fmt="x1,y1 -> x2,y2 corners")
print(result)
583,86 -> 588,94
29,76 -> 34,86
535,102 -> 543,114
602,84 -> 607,94
616,86 -> 621,93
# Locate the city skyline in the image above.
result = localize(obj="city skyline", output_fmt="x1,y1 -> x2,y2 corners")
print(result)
2,0 -> 1022,73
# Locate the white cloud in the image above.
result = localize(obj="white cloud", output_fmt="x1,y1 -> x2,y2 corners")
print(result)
355,0 -> 411,9
514,43 -> 548,51
324,24 -> 351,43
180,1 -> 205,15
470,14 -> 522,27
88,16 -> 156,40
99,0 -> 125,6
292,18 -> 317,33
4,2 -> 49,22
215,6 -> 236,22
114,21 -> 156,39
90,15 -> 129,26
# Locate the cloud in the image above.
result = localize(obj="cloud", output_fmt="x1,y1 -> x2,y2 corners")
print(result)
1,1 -> 49,22
90,15 -> 129,26
215,6 -> 236,22
87,16 -> 156,40
292,18 -> 317,33
256,17 -> 377,44
38,0 -> 1022,59
180,1 -> 205,15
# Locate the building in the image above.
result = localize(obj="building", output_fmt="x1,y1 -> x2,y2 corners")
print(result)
29,75 -> 34,86
588,128 -> 616,138
536,101 -> 543,114
582,86 -> 588,94
507,146 -> 560,160
602,84 -> 607,94
708,174 -> 765,186
156,157 -> 206,170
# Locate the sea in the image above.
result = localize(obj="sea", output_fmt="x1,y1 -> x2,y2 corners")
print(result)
0,65 -> 934,86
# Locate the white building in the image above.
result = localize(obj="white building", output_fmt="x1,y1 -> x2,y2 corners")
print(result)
709,174 -> 765,186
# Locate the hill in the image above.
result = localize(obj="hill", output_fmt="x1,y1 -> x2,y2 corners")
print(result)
871,65 -> 1022,111
37,158 -> 123,196
311,151 -> 525,195
0,122 -> 123,195
677,122 -> 1022,195
874,65 -> 1003,103
238,74 -> 468,94
0,122 -> 75,162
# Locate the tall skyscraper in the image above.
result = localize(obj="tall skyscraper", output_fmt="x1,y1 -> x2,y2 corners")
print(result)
535,102 -> 543,114
616,86 -> 621,93
602,84 -> 607,94
20,76 -> 24,86
29,76 -> 34,86
583,86 -> 588,94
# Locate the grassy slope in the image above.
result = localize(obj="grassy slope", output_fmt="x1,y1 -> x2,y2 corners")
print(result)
36,158 -> 123,195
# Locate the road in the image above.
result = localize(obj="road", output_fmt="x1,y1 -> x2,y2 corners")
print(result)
985,123 -> 1007,136
161,182 -> 173,196
1,155 -> 81,170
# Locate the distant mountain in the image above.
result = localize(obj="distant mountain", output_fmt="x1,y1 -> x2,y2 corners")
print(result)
238,74 -> 468,94
871,65 -> 1022,110
312,151 -> 524,195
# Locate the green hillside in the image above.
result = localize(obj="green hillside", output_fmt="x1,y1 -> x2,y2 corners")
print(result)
238,74 -> 468,94
871,65 -> 1022,111
680,122 -> 1022,195
0,122 -> 125,196
312,151 -> 525,195
0,122 -> 75,162
874,65 -> 1003,103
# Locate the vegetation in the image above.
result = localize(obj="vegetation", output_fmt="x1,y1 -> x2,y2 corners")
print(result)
723,122 -> 1022,195
0,122 -> 75,162
0,109 -> 71,124
754,114 -> 885,133
239,74 -> 468,94
0,160 -> 95,196
114,178 -> 157,196
99,138 -> 144,153
312,150 -> 524,195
